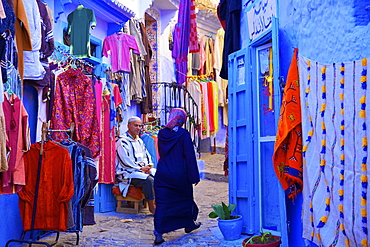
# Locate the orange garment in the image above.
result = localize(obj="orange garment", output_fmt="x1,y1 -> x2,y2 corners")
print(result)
18,141 -> 74,231
272,48 -> 303,199
13,0 -> 32,79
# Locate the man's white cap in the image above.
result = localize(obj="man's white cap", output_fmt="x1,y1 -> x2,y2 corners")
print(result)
128,116 -> 141,123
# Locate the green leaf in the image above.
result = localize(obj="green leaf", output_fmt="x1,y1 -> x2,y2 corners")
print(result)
209,202 -> 237,220
222,202 -> 230,219
212,205 -> 226,220
228,203 -> 236,213
208,212 -> 218,218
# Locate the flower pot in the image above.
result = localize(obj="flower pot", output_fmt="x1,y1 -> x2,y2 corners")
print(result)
217,215 -> 243,241
242,235 -> 281,247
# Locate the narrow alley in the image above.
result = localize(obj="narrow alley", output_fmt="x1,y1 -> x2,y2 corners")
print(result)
26,153 -> 246,247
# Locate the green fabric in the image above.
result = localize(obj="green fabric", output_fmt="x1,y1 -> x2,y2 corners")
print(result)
67,7 -> 96,58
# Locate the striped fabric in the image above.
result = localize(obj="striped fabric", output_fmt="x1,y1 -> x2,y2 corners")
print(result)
172,0 -> 199,84
300,56 -> 370,247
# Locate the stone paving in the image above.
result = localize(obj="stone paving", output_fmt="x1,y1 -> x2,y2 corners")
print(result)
25,154 -> 247,247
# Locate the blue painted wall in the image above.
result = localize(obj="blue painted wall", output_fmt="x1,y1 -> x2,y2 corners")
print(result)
240,0 -> 370,246
0,194 -> 24,245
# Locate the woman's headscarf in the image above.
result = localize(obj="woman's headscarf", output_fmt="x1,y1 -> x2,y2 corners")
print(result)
166,108 -> 187,130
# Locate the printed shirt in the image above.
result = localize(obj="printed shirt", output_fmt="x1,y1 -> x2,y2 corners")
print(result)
50,68 -> 101,158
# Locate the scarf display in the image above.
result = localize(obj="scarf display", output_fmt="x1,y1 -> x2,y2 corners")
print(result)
272,48 -> 303,199
300,55 -> 370,246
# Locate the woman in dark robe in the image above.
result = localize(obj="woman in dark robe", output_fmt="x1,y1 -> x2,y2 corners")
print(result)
153,108 -> 201,245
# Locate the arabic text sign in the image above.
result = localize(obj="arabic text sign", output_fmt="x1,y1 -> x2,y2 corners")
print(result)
247,0 -> 276,41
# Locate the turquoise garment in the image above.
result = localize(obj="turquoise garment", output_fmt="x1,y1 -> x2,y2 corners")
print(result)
67,7 -> 96,58
141,133 -> 158,167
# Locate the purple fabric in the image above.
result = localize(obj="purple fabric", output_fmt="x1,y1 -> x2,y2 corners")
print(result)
172,0 -> 191,84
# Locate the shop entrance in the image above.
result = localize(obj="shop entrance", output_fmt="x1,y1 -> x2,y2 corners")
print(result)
228,19 -> 288,246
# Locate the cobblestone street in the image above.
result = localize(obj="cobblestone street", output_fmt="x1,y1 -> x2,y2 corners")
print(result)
25,153 -> 247,246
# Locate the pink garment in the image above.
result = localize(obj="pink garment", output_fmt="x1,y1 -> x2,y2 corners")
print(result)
0,93 -> 30,195
99,84 -> 122,184
199,37 -> 206,75
102,33 -> 140,73
200,82 -> 210,138
207,81 -> 215,132
0,0 -> 5,19
95,80 -> 103,131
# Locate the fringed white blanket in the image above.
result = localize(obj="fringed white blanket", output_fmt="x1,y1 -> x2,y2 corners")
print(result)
300,55 -> 370,246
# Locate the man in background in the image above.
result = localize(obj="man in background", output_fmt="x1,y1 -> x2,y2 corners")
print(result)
116,116 -> 156,214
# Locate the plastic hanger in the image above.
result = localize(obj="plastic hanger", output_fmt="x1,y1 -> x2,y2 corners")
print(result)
4,81 -> 13,96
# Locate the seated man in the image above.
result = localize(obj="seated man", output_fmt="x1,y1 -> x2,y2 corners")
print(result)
116,116 -> 156,214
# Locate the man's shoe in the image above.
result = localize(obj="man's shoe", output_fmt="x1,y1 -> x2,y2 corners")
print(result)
185,222 -> 202,233
154,234 -> 165,245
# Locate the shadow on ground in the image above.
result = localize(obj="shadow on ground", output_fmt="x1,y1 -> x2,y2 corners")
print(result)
202,172 -> 228,183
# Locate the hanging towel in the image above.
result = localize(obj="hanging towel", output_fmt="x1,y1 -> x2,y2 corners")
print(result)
272,48 -> 303,199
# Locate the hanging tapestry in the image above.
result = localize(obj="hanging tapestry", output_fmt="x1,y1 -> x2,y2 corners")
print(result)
272,48 -> 303,199
300,55 -> 370,247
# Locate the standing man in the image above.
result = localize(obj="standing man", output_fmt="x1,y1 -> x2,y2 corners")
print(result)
116,116 -> 156,214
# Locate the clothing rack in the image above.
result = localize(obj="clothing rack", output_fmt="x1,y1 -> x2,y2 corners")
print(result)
51,46 -> 95,74
6,122 -> 76,247
151,82 -> 200,150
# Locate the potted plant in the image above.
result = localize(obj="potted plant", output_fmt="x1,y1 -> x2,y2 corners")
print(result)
242,231 -> 281,247
208,202 -> 243,241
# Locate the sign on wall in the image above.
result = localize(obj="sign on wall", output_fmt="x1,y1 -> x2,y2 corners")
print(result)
247,0 -> 277,41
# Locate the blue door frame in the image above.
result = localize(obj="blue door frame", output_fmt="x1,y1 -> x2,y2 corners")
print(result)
228,16 -> 289,246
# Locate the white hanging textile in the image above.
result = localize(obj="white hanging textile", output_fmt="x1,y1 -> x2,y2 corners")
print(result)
300,55 -> 370,247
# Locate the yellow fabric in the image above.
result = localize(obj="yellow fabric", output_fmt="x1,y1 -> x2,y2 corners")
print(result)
0,104 -> 8,172
14,0 -> 32,80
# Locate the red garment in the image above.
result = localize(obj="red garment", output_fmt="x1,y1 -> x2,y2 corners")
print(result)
189,0 -> 199,53
0,93 -> 30,195
18,141 -> 74,231
207,81 -> 215,132
98,84 -> 122,184
272,48 -> 303,198
50,68 -> 101,158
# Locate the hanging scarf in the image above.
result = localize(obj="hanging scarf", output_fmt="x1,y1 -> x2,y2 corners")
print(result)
272,48 -> 303,199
